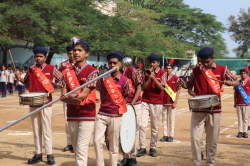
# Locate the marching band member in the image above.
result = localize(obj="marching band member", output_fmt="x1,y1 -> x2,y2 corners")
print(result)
60,38 -> 98,166
160,60 -> 180,142
234,67 -> 250,138
137,54 -> 166,157
93,51 -> 130,166
180,47 -> 239,166
60,44 -> 75,152
16,47 -> 65,165
134,63 -> 143,75
118,56 -> 142,166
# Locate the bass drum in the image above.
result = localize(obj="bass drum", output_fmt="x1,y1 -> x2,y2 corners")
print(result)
105,104 -> 136,154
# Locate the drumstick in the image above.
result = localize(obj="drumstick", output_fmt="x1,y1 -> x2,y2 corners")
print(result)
9,50 -> 16,71
206,77 -> 224,83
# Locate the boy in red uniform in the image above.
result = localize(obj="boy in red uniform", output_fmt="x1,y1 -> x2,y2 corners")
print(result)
93,52 -> 130,166
234,68 -> 250,138
135,64 -> 142,75
180,47 -> 239,166
137,54 -> 166,157
60,39 -> 98,166
16,47 -> 65,165
60,44 -> 75,152
118,56 -> 142,166
160,62 -> 180,142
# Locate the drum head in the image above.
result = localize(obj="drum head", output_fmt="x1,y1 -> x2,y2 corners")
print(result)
189,94 -> 217,100
20,92 -> 47,97
120,104 -> 136,154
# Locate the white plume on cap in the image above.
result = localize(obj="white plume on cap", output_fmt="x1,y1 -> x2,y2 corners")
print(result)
71,36 -> 80,44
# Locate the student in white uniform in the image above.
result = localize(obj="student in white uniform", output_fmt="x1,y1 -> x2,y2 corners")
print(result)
0,65 -> 7,98
7,69 -> 15,95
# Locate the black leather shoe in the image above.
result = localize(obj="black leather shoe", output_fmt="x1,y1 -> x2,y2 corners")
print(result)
137,148 -> 146,157
243,132 -> 248,138
167,136 -> 173,142
63,145 -> 73,152
117,158 -> 129,166
129,158 -> 137,166
28,154 -> 43,164
47,155 -> 55,165
201,153 -> 204,160
237,132 -> 243,138
149,148 -> 157,157
160,136 -> 168,142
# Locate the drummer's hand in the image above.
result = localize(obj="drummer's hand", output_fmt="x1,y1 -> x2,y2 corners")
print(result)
131,102 -> 135,105
60,94 -> 68,101
172,102 -> 177,108
224,80 -> 239,86
5,82 -> 7,85
233,81 -> 240,87
179,79 -> 187,89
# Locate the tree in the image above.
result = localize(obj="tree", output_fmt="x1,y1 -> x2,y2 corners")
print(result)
0,0 -> 78,65
228,8 -> 250,58
155,0 -> 228,58
232,48 -> 250,58
116,0 -> 228,59
0,0 -> 142,64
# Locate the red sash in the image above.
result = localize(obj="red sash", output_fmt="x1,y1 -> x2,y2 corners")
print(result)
30,65 -> 54,94
103,76 -> 127,114
200,65 -> 221,94
62,68 -> 96,106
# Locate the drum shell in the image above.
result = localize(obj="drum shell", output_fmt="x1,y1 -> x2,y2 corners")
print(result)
105,104 -> 137,154
19,92 -> 48,106
188,94 -> 220,110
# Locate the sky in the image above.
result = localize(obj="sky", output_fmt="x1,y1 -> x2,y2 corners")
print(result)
183,0 -> 250,57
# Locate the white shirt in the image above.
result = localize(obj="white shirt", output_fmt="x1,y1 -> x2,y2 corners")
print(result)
18,74 -> 25,85
8,73 -> 15,83
0,70 -> 7,82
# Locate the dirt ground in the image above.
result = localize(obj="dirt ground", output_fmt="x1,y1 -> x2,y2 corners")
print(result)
0,86 -> 250,166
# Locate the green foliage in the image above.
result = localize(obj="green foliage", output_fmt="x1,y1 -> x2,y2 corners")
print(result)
228,8 -> 250,58
116,0 -> 228,59
232,48 -> 250,58
157,0 -> 228,58
0,0 -> 228,66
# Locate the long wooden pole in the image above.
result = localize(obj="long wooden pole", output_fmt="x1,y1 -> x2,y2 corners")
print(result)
9,50 -> 16,71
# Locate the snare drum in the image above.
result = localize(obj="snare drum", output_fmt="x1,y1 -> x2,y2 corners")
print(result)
105,104 -> 136,154
188,94 -> 220,110
19,92 -> 48,106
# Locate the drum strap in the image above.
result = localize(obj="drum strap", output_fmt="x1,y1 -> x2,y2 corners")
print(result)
200,65 -> 221,94
237,85 -> 250,105
164,83 -> 176,102
62,68 -> 96,106
30,65 -> 54,94
103,75 -> 127,114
